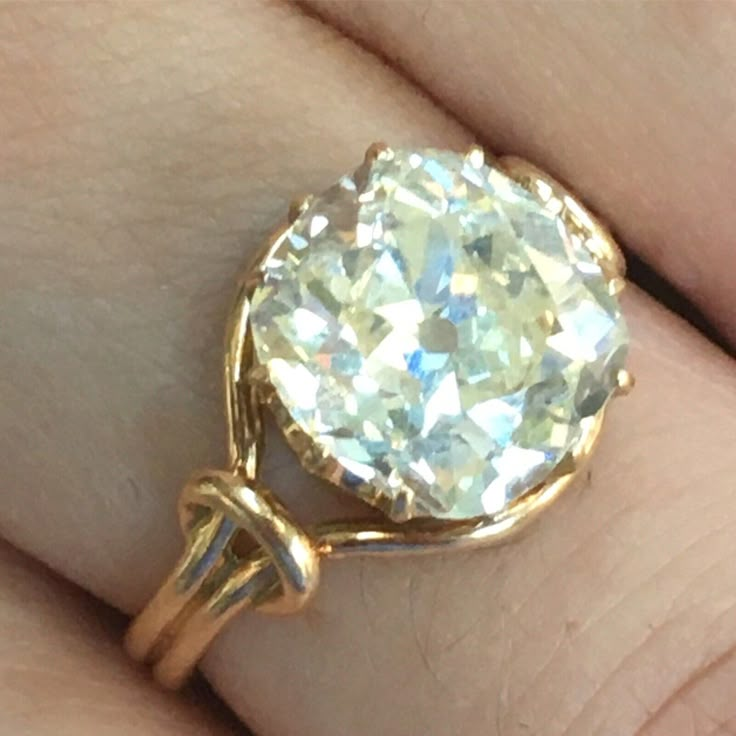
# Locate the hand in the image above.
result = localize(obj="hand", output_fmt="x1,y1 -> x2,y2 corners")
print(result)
1,3 -> 735,735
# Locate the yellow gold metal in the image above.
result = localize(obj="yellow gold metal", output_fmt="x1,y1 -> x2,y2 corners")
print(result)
126,143 -> 632,688
609,276 -> 627,296
363,140 -> 391,162
465,143 -> 486,169
615,368 -> 636,396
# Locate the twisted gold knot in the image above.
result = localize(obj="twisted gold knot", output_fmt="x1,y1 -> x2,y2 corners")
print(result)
125,469 -> 319,688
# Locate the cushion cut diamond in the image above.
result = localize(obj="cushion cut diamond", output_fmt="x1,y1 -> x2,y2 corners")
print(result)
249,148 -> 628,521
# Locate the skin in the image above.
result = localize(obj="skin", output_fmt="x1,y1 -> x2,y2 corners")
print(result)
1,1 -> 735,734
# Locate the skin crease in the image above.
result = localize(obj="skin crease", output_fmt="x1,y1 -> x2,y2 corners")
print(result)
0,541 -> 243,736
0,2 -> 735,735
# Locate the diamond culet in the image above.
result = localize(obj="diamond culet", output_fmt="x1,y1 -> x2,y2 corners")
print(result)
249,147 -> 629,522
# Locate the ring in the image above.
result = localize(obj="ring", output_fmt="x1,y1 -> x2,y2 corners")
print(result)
125,143 -> 633,688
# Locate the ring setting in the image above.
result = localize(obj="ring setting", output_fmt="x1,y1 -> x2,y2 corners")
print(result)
126,143 -> 632,687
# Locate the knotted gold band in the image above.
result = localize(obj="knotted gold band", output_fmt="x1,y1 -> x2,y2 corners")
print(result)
124,464 -> 576,689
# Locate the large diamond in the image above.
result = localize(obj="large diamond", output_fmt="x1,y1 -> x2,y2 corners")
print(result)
249,148 -> 628,521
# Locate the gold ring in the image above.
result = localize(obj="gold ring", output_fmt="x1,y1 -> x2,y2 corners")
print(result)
125,144 -> 633,689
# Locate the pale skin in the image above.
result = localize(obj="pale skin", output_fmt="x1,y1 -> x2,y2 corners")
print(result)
1,2 -> 736,735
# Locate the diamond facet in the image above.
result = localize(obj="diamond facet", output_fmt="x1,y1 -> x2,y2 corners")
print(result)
249,148 -> 628,521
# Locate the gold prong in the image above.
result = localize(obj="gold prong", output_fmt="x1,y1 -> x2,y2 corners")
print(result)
364,141 -> 392,163
615,368 -> 635,396
571,412 -> 604,464
288,194 -> 312,223
389,487 -> 416,523
608,276 -> 626,296
465,144 -> 485,169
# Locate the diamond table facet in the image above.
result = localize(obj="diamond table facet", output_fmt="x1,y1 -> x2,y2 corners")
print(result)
249,148 -> 628,522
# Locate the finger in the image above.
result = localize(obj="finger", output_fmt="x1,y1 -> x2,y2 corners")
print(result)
0,541 -> 242,736
1,4 -> 735,736
306,0 -> 736,344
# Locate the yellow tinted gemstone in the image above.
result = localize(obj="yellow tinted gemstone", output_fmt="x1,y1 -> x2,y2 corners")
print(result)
250,148 -> 628,521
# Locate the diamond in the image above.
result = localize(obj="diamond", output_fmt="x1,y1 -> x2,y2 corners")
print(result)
249,148 -> 628,521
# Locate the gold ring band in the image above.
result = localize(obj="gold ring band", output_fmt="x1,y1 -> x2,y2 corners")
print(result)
126,144 -> 633,688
